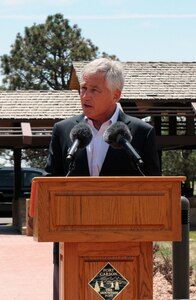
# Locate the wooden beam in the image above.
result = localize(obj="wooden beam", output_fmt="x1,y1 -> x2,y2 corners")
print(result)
136,100 -> 154,111
156,135 -> 196,150
191,102 -> 196,112
21,122 -> 32,145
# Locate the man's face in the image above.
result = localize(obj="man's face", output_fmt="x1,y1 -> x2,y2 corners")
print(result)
80,72 -> 121,129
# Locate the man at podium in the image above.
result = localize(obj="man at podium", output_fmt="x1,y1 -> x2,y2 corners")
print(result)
45,58 -> 160,300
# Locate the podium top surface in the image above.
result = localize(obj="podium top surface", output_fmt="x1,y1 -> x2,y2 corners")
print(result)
32,175 -> 186,184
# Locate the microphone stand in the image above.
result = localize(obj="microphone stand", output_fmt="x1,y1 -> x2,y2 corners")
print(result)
66,158 -> 76,177
117,136 -> 145,176
122,143 -> 145,176
134,162 -> 145,176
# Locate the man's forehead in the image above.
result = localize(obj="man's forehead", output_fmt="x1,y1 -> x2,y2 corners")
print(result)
80,80 -> 100,87
80,73 -> 105,86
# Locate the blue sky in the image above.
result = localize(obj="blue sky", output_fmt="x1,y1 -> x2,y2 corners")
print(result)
0,0 -> 196,62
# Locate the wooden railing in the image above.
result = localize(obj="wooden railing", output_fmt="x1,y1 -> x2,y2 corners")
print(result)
0,127 -> 52,136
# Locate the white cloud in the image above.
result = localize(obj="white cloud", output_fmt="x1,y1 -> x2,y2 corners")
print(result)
64,13 -> 196,20
103,0 -> 127,5
2,0 -> 73,5
3,0 -> 28,4
1,13 -> 196,21
0,14 -> 46,21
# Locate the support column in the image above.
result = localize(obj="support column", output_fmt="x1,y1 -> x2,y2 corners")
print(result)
12,148 -> 22,226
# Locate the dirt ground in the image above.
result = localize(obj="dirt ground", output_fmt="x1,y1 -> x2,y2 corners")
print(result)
153,270 -> 196,299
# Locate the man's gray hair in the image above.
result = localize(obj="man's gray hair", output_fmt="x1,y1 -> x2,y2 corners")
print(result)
81,58 -> 124,92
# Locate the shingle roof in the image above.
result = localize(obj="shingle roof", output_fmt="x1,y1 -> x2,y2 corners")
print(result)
0,90 -> 82,120
71,61 -> 196,102
1,62 -> 196,121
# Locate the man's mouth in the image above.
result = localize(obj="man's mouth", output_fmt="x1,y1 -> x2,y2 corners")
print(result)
83,104 -> 92,108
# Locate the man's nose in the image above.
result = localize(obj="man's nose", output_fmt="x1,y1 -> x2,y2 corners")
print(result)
81,89 -> 91,99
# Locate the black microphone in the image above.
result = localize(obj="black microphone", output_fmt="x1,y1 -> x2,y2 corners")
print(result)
103,121 -> 144,167
66,123 -> 93,163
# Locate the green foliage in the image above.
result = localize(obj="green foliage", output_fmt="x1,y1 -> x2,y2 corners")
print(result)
162,150 -> 196,185
0,149 -> 14,165
190,231 -> 196,241
153,242 -> 172,283
0,149 -> 47,170
21,149 -> 48,169
154,241 -> 196,284
0,13 -> 104,90
0,13 -> 118,167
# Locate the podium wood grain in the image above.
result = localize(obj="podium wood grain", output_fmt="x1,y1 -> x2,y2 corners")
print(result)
31,176 -> 185,299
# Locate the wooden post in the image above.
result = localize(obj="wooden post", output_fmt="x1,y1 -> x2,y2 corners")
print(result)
12,148 -> 22,226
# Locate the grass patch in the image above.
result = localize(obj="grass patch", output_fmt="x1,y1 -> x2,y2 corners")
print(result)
154,235 -> 196,272
189,231 -> 196,269
153,232 -> 196,286
190,231 -> 196,240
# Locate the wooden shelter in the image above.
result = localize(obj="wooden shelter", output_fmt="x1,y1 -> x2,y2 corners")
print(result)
0,90 -> 81,223
69,61 -> 196,151
0,89 -> 81,148
0,61 -> 196,224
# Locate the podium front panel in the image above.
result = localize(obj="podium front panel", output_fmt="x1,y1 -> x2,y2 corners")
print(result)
32,176 -> 184,242
59,241 -> 153,300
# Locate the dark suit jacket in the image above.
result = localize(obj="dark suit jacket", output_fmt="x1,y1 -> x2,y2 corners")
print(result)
45,110 -> 161,264
46,110 -> 160,177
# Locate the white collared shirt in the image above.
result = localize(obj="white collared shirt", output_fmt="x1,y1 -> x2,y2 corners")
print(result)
85,105 -> 120,176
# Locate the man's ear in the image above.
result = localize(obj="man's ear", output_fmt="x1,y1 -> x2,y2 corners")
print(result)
113,89 -> 121,103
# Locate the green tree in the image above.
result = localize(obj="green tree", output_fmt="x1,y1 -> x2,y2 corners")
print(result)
0,13 -> 118,167
162,149 -> 196,191
0,149 -> 13,166
0,13 -> 101,90
21,149 -> 48,169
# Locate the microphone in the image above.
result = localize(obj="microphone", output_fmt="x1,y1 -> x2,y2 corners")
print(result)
66,123 -> 93,163
103,121 -> 144,167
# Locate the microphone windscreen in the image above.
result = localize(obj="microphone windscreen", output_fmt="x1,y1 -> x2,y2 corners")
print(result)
70,123 -> 93,148
103,121 -> 132,149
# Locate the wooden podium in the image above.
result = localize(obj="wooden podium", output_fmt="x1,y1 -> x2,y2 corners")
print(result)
31,176 -> 185,300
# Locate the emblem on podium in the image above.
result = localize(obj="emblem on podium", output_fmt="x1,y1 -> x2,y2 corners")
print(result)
89,262 -> 129,299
